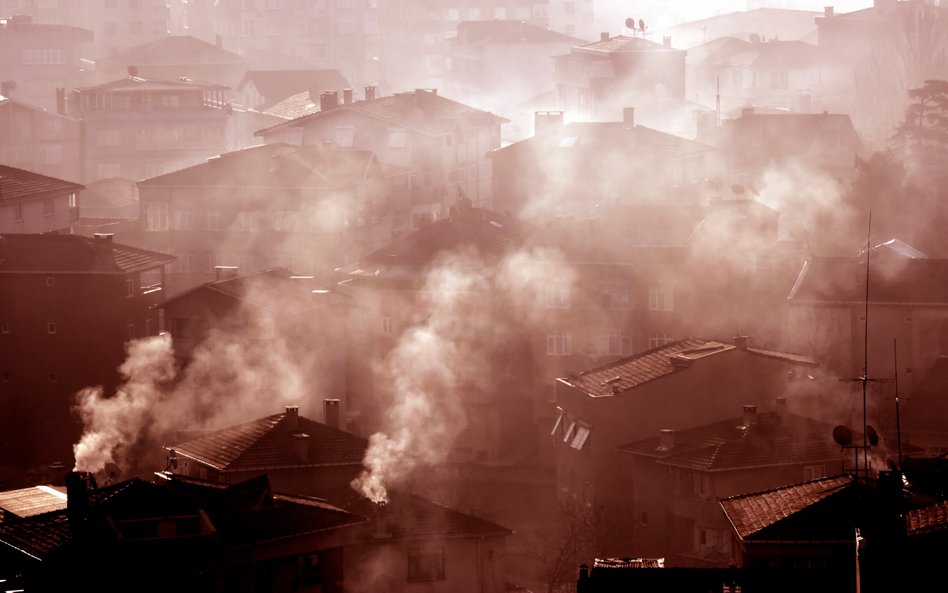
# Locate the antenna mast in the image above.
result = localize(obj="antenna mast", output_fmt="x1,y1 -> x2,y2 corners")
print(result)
894,338 -> 903,469
862,213 -> 871,474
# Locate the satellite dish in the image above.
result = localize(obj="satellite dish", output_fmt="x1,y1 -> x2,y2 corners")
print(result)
625,17 -> 635,30
867,425 -> 880,447
833,425 -> 853,447
731,184 -> 746,195
104,462 -> 121,481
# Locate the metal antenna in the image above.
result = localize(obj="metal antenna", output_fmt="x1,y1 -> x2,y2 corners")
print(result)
862,213 -> 871,473
894,338 -> 903,469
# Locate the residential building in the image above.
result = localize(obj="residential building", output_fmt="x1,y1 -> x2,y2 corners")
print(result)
257,87 -> 508,219
0,470 -> 511,593
0,15 -> 92,112
655,7 -> 819,49
75,176 -> 138,220
137,142 -> 393,294
167,405 -> 365,493
158,271 -> 349,411
0,164 -> 81,233
488,110 -> 715,218
448,20 -> 583,140
0,234 -> 173,468
235,69 -> 350,112
552,33 -> 686,121
72,0 -> 170,59
549,338 -> 817,513
546,0 -> 594,39
618,401 -> 850,566
67,75 -> 230,183
901,357 -> 948,456
92,35 -> 249,91
0,95 -> 81,182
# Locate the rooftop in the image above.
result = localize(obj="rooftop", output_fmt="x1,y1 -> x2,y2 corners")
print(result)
658,8 -> 819,48
98,35 -> 246,68
257,89 -> 508,138
0,485 -> 66,519
0,164 -> 83,203
578,35 -> 676,53
168,408 -> 367,473
75,75 -> 228,94
788,255 -> 948,304
237,69 -> 350,110
0,234 -> 174,274
906,499 -> 948,537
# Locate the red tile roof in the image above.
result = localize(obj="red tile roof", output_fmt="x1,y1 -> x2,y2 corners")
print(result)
257,89 -> 508,137
720,475 -> 854,540
906,500 -> 948,537
262,90 -> 321,120
138,142 -> 379,188
0,164 -> 83,203
0,234 -> 174,274
169,410 -> 367,472
619,412 -> 847,471
0,510 -> 70,561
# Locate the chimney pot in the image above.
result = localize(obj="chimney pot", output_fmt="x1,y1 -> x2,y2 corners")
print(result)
663,35 -> 672,48
658,428 -> 675,451
364,85 -> 376,101
324,398 -> 341,429
600,31 -> 609,41
824,6 -> 834,17
742,404 -> 758,427
343,88 -> 353,104
285,405 -> 299,430
93,232 -> 114,243
214,265 -> 238,281
734,335 -> 749,349
775,396 -> 788,415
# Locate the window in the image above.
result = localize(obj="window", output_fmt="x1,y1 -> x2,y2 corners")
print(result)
770,71 -> 789,89
599,333 -> 632,356
144,202 -> 170,231
105,21 -> 118,34
47,322 -> 57,334
387,128 -> 407,148
43,198 -> 54,217
602,286 -> 631,308
13,203 -> 23,222
544,286 -> 571,308
206,210 -> 221,231
649,334 -> 672,349
0,321 -> 10,334
125,323 -> 135,341
125,277 -> 135,297
382,316 -> 393,334
334,125 -> 355,148
494,7 -> 506,18
648,286 -> 673,311
803,464 -> 826,482
21,49 -> 65,65
408,548 -> 445,582
547,331 -> 572,356
97,163 -> 122,178
49,372 -> 58,383
295,553 -> 320,587
242,19 -> 255,37
570,424 -> 591,450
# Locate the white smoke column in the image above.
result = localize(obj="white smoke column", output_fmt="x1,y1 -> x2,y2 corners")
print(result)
72,333 -> 176,473
352,250 -> 493,503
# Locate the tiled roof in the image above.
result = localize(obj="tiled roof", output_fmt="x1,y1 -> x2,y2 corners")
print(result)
257,89 -> 508,137
788,256 -> 948,304
619,412 -> 846,471
565,339 -> 814,397
163,267 -> 347,317
80,177 -> 139,210
139,143 -> 378,188
0,510 -> 70,561
0,486 -> 67,519
0,164 -> 83,203
322,487 -> 513,541
456,20 -> 584,45
237,69 -> 350,109
169,410 -> 367,472
76,75 -> 228,93
0,234 -> 174,274
906,500 -> 948,537
720,475 -> 854,540
350,207 -> 525,276
262,90 -> 321,120
100,35 -> 246,67
579,35 -> 673,53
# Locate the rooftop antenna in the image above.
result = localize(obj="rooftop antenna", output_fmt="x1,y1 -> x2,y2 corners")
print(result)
893,338 -> 903,469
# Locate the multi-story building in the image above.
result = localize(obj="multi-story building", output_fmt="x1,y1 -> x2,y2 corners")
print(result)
546,0 -> 595,39
67,75 -> 230,183
0,164 -> 81,234
138,142 -> 393,294
0,15 -> 92,112
257,87 -> 507,223
0,96 -> 81,182
0,233 -> 173,468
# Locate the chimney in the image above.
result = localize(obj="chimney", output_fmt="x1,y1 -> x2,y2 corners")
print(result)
741,106 -> 754,118
127,65 -> 139,77
775,396 -> 788,415
824,6 -> 834,17
373,501 -> 393,539
658,428 -> 675,451
663,35 -> 672,48
285,405 -> 300,431
734,335 -> 749,349
600,31 -> 609,41
534,110 -> 563,136
343,88 -> 353,104
320,91 -> 338,111
324,398 -> 340,429
364,85 -> 376,101
214,265 -> 238,281
742,404 -> 758,428
622,106 -> 635,129
65,471 -> 97,531
292,433 -> 310,463
93,232 -> 114,243
56,88 -> 66,115
578,564 -> 590,593
0,80 -> 15,98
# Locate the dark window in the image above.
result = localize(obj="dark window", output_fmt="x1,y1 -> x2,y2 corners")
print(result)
0,321 -> 9,334
47,322 -> 57,334
408,548 -> 445,582
46,276 -> 55,287
295,553 -> 321,587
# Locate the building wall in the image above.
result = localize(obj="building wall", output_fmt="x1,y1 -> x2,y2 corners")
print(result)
0,102 -> 82,182
0,190 -> 77,234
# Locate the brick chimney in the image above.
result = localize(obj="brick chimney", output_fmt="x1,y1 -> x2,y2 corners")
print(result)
93,232 -> 114,243
775,396 -> 788,415
343,88 -> 353,104
364,85 -> 376,101
600,31 -> 609,41
319,91 -> 338,111
285,405 -> 299,430
734,335 -> 749,350
292,433 -> 310,463
214,265 -> 238,281
658,428 -> 675,451
65,471 -> 97,532
324,398 -> 340,429
742,404 -> 758,428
